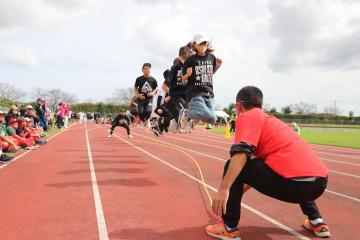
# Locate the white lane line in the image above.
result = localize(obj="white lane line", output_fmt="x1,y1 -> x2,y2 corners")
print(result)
325,190 -> 360,203
190,132 -> 360,160
0,125 -> 75,171
321,158 -> 360,167
109,131 -> 310,240
85,124 -> 109,240
131,132 -> 360,202
315,150 -> 360,161
328,170 -> 360,178
176,134 -> 360,161
157,133 -> 360,167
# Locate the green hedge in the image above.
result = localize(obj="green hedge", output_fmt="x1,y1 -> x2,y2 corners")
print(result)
270,113 -> 360,125
71,103 -> 130,115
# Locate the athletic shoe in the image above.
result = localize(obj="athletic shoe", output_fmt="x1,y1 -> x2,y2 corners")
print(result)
303,218 -> 330,238
128,135 -> 133,139
108,134 -> 112,138
185,119 -> 193,133
151,126 -> 160,137
178,108 -> 188,130
169,119 -> 180,133
36,140 -> 47,145
0,154 -> 14,164
206,221 -> 241,240
146,119 -> 151,129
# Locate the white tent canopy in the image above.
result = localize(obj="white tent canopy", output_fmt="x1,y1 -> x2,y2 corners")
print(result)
215,110 -> 229,118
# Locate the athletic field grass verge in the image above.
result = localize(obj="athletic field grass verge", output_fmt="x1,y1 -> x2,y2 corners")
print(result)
209,127 -> 360,149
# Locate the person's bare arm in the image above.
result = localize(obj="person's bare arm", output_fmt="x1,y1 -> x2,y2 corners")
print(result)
213,58 -> 222,74
212,153 -> 247,216
182,68 -> 192,81
147,88 -> 158,98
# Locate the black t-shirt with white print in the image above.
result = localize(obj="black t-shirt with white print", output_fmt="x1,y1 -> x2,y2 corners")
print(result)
182,53 -> 216,101
134,76 -> 158,100
169,61 -> 187,98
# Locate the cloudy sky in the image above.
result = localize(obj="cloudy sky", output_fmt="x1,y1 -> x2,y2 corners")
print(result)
1,0 -> 360,115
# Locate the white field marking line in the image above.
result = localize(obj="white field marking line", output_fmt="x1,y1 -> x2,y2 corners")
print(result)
190,132 -> 360,160
138,132 -> 360,178
131,132 -> 360,202
328,170 -> 360,178
0,125 -> 74,171
325,190 -> 360,203
85,124 -> 109,240
109,131 -> 311,240
180,133 -> 360,159
159,133 -> 360,167
164,135 -> 228,150
320,158 -> 360,167
312,150 -> 360,161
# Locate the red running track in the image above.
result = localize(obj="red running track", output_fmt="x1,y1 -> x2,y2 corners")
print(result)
0,123 -> 359,239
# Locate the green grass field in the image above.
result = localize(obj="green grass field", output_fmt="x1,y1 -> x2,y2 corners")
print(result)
301,129 -> 360,148
209,126 -> 360,149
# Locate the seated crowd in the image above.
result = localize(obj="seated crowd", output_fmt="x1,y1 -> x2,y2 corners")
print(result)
0,99 -> 52,164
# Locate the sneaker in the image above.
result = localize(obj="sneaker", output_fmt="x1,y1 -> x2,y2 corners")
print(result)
128,135 -> 133,139
206,221 -> 241,240
36,140 -> 47,145
169,119 -> 180,133
108,134 -> 112,138
0,154 -> 14,164
151,126 -> 160,137
146,119 -> 151,129
178,109 -> 188,130
185,119 -> 193,133
303,218 -> 330,238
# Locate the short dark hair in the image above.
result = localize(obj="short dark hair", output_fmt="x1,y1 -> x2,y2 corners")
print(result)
236,86 -> 263,109
142,63 -> 151,69
179,46 -> 191,56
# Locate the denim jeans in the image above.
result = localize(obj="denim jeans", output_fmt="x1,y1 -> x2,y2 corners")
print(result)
187,96 -> 216,124
137,99 -> 153,122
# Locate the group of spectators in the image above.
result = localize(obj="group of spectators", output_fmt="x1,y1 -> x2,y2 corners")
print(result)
0,98 -> 72,164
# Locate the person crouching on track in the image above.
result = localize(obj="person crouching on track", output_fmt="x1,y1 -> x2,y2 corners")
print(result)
206,86 -> 330,240
108,110 -> 133,139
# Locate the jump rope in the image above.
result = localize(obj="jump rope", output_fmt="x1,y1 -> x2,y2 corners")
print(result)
96,124 -> 213,206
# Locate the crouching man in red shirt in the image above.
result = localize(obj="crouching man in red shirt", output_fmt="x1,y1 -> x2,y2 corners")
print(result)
206,86 -> 329,239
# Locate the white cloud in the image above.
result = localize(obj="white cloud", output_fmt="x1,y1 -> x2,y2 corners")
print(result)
0,0 -> 359,114
268,0 -> 360,71
0,44 -> 38,66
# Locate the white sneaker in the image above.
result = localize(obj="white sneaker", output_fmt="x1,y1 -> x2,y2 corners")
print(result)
169,119 -> 180,133
178,109 -> 188,130
128,135 -> 133,139
186,120 -> 193,133
108,134 -> 112,138
146,119 -> 151,129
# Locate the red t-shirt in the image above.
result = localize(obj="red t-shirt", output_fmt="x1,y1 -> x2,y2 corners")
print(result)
235,108 -> 328,178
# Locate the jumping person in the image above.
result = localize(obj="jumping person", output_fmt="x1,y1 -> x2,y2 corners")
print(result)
206,86 -> 330,239
151,69 -> 173,136
134,63 -> 158,128
167,45 -> 193,132
108,110 -> 133,139
180,33 -> 222,128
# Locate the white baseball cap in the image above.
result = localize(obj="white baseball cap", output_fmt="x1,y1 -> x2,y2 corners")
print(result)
193,33 -> 209,44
